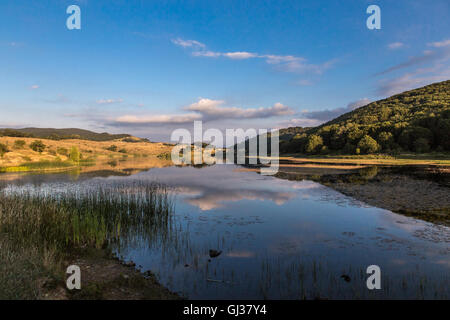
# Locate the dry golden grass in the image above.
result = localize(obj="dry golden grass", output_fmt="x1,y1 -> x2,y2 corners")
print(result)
0,136 -> 172,168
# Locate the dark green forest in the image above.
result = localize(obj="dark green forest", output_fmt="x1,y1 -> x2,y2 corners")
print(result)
0,128 -> 142,142
279,80 -> 450,155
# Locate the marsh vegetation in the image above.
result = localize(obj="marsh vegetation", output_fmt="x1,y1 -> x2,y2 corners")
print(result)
0,180 -> 175,299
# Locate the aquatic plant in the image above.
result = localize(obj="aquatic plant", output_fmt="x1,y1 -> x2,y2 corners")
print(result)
0,181 -> 174,254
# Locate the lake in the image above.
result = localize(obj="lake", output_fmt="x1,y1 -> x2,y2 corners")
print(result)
1,163 -> 449,299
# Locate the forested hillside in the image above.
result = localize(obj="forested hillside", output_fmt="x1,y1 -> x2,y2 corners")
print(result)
280,80 -> 450,155
0,128 -> 142,142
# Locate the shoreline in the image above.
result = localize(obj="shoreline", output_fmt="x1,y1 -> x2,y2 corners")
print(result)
0,181 -> 179,300
273,165 -> 450,226
42,247 -> 181,300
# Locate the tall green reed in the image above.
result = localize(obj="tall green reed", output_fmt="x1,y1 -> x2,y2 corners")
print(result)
0,181 -> 174,255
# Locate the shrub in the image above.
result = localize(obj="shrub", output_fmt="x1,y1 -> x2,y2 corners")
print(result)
413,138 -> 430,153
0,143 -> 9,158
106,145 -> 118,152
305,135 -> 323,154
118,148 -> 127,153
377,132 -> 394,150
398,127 -> 433,151
57,147 -> 69,156
13,140 -> 26,149
29,140 -> 46,153
357,135 -> 380,154
69,146 -> 80,162
343,142 -> 356,154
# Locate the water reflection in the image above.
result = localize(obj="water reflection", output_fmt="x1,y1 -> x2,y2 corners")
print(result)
109,165 -> 449,299
2,163 -> 449,299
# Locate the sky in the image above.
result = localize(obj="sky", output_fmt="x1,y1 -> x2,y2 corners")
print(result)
1,0 -> 449,142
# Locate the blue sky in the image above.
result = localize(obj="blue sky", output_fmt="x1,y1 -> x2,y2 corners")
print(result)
1,0 -> 449,141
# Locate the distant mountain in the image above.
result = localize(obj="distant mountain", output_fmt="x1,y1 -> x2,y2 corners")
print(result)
0,127 -> 140,142
279,80 -> 450,155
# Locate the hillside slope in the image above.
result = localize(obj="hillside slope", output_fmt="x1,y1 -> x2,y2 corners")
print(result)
0,128 -> 143,142
280,80 -> 450,155
0,135 -> 171,170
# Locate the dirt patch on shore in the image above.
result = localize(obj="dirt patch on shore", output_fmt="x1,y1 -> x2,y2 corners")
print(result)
273,165 -> 450,226
39,249 -> 180,300
322,174 -> 450,226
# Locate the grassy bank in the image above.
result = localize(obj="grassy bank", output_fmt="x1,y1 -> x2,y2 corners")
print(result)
280,153 -> 450,166
0,181 -> 178,299
0,136 -> 172,171
0,160 -> 82,173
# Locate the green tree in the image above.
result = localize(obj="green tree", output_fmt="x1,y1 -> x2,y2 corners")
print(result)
69,146 -> 80,162
377,131 -> 394,150
57,147 -> 69,156
357,135 -> 380,154
305,135 -> 323,154
413,138 -> 430,153
13,140 -> 26,149
0,143 -> 9,158
346,127 -> 364,143
29,140 -> 46,153
106,145 -> 118,152
343,142 -> 356,154
398,127 -> 433,151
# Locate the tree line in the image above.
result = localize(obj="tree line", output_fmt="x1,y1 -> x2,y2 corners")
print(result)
279,80 -> 450,155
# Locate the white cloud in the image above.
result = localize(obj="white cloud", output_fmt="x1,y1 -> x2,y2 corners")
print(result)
96,98 -> 124,105
375,40 -> 450,96
171,38 -> 205,48
427,39 -> 450,48
298,98 -> 371,122
110,98 -> 294,127
174,38 -> 334,75
185,98 -> 294,121
223,52 -> 257,59
192,50 -> 222,58
377,65 -> 450,96
388,42 -> 404,50
263,55 -> 300,64
347,98 -> 371,110
377,44 -> 450,76
278,118 -> 322,128
277,98 -> 372,129
267,56 -> 335,74
30,84 -> 39,89
192,51 -> 257,59
115,113 -> 202,125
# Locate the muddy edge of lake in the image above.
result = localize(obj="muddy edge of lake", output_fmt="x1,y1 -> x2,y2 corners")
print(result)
273,165 -> 450,226
40,248 -> 181,300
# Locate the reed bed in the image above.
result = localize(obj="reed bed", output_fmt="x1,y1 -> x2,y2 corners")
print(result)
0,180 -> 175,299
0,181 -> 174,254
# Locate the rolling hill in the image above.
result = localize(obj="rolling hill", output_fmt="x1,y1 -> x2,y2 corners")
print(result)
279,80 -> 450,155
0,127 -> 144,142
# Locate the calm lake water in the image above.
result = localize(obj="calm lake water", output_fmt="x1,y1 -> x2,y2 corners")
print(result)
2,164 -> 450,299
